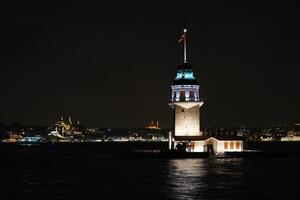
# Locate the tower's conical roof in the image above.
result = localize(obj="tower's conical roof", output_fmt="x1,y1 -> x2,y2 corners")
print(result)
172,63 -> 198,85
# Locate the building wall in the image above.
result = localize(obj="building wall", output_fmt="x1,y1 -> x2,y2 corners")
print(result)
216,140 -> 243,152
173,140 -> 205,152
174,105 -> 201,136
193,141 -> 205,152
173,140 -> 243,153
281,136 -> 300,141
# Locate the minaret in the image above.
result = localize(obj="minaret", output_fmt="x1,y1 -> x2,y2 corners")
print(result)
168,24 -> 204,151
68,116 -> 72,125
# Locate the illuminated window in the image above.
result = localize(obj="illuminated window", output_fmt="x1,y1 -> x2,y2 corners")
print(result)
224,142 -> 228,149
235,142 -> 240,149
175,70 -> 183,79
175,69 -> 195,80
183,69 -> 195,80
230,142 -> 234,149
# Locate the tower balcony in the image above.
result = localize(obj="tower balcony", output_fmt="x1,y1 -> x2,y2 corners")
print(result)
168,97 -> 204,109
170,97 -> 203,103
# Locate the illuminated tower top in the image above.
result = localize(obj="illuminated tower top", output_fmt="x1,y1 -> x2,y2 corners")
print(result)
170,24 -> 201,103
168,22 -> 204,139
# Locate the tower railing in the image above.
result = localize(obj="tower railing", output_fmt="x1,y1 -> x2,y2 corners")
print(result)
170,97 -> 204,102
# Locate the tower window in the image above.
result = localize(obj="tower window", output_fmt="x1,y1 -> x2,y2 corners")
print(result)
189,91 -> 194,97
180,91 -> 185,101
180,91 -> 185,97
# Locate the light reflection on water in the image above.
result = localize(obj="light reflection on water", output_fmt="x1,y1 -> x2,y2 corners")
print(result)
166,158 -> 244,200
166,159 -> 206,199
2,144 -> 300,199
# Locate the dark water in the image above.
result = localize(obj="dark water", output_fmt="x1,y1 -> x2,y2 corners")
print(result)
1,143 -> 300,200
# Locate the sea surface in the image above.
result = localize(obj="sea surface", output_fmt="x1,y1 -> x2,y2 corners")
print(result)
0,142 -> 300,200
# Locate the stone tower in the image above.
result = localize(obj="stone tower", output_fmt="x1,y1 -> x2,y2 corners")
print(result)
168,25 -> 204,151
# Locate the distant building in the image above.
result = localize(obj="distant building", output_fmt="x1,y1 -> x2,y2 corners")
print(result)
48,116 -> 83,142
48,130 -> 64,138
53,116 -> 81,135
2,132 -> 22,142
168,25 -> 243,153
145,121 -> 161,130
281,123 -> 300,141
19,135 -> 44,143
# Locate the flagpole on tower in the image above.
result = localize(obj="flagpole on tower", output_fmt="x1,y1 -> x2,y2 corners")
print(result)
178,19 -> 188,63
183,26 -> 187,63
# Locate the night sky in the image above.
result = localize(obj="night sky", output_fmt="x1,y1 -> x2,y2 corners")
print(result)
0,1 -> 299,128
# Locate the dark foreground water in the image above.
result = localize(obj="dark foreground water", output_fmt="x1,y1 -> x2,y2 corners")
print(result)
1,143 -> 300,200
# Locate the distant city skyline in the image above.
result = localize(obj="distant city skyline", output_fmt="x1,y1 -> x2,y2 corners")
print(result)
0,1 -> 299,128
